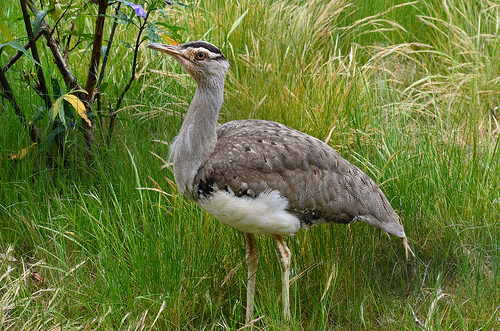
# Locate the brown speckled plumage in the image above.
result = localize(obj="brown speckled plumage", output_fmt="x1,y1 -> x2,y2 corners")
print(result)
194,119 -> 404,236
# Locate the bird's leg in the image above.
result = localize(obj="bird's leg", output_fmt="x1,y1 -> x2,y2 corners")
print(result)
245,233 -> 259,324
273,235 -> 292,320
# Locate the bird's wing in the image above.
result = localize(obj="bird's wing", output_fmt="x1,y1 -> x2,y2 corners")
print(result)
194,119 -> 404,236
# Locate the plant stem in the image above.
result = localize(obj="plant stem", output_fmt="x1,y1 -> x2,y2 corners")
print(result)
83,0 -> 108,101
98,2 -> 121,88
0,61 -> 41,144
0,68 -> 25,125
107,13 -> 149,145
20,0 -> 52,111
79,0 -> 109,151
27,0 -> 82,91
95,1 -> 121,128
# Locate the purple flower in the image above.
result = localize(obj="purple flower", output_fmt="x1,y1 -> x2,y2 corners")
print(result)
127,2 -> 146,18
167,1 -> 172,4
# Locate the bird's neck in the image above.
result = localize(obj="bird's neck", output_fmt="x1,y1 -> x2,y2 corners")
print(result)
171,79 -> 225,198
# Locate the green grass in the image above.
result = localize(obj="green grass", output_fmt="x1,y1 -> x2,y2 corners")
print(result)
1,0 -> 499,329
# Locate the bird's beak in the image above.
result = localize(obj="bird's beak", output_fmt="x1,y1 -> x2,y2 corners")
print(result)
147,42 -> 200,79
147,43 -> 182,57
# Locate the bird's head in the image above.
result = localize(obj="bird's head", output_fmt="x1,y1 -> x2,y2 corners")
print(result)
147,41 -> 230,84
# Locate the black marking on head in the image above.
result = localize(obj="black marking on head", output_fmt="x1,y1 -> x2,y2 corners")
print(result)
182,41 -> 227,61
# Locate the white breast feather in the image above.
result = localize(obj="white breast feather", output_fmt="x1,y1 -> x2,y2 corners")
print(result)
199,189 -> 301,236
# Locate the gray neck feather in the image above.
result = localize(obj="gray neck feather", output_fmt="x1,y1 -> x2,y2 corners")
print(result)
169,75 -> 226,198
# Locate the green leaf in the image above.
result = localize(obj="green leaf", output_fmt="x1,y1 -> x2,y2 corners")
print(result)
154,22 -> 187,33
0,40 -> 41,66
99,82 -> 108,92
58,101 -> 66,127
51,97 -> 63,121
51,77 -> 62,99
48,2 -> 61,22
171,1 -> 190,8
32,105 -> 47,124
112,11 -> 135,26
75,13 -> 86,36
115,0 -> 131,6
154,23 -> 186,40
39,125 -> 66,153
147,22 -> 161,44
120,40 -> 133,49
157,8 -> 167,19
0,22 -> 13,41
32,10 -> 48,36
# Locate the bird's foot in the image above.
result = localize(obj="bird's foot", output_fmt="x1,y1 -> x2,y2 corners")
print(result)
402,237 -> 415,259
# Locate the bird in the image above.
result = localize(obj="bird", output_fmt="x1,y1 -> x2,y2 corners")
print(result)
147,40 -> 413,324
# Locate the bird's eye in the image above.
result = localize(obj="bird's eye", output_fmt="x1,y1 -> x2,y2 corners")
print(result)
195,52 -> 207,60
